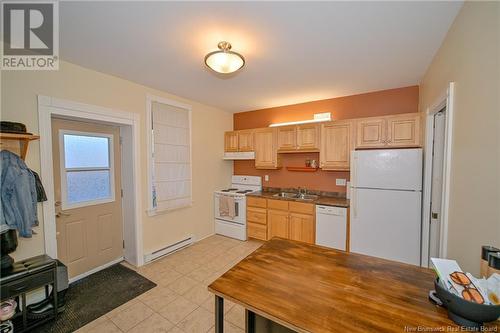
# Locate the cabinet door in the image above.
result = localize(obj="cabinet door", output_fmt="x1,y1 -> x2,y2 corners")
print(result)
267,209 -> 289,240
238,130 -> 254,152
255,128 -> 280,169
248,222 -> 267,241
355,118 -> 386,149
386,113 -> 421,147
224,131 -> 239,152
320,120 -> 353,170
296,124 -> 320,151
289,213 -> 315,244
277,126 -> 297,151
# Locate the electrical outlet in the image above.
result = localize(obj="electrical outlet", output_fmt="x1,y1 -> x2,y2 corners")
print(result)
336,178 -> 346,186
264,175 -> 269,182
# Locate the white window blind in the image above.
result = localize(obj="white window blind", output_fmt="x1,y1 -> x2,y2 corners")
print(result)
150,101 -> 192,212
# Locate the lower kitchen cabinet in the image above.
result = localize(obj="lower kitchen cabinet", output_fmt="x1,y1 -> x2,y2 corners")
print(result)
268,209 -> 290,239
248,222 -> 267,240
247,198 -> 315,244
289,213 -> 315,244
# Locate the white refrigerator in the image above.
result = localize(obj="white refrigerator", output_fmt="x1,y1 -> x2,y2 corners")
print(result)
350,149 -> 422,266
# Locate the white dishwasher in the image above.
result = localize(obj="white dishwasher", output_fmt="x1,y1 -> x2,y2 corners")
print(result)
315,205 -> 347,251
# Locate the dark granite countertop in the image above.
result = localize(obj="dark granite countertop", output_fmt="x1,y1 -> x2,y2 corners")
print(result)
247,191 -> 350,208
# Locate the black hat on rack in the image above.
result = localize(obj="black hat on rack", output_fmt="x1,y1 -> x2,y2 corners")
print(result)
0,121 -> 32,135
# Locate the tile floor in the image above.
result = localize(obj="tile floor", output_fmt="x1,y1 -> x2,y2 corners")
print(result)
76,235 -> 263,333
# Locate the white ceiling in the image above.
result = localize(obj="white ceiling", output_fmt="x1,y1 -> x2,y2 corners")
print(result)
60,1 -> 462,112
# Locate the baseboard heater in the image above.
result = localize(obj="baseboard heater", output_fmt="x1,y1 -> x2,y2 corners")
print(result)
143,235 -> 194,263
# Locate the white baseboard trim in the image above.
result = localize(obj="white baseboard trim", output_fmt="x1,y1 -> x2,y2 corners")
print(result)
69,257 -> 124,284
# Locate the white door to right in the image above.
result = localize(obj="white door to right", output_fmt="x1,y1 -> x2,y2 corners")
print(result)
429,110 -> 446,259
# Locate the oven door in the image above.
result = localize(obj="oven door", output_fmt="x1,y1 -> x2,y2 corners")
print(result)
214,193 -> 245,224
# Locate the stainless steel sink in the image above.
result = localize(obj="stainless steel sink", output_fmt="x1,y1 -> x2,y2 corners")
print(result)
298,194 -> 319,201
273,192 -> 299,199
272,192 -> 319,201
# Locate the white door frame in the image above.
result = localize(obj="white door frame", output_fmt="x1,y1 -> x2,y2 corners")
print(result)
421,82 -> 455,267
37,95 -> 144,268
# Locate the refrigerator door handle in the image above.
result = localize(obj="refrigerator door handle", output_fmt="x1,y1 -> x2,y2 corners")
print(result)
351,151 -> 357,188
351,187 -> 357,218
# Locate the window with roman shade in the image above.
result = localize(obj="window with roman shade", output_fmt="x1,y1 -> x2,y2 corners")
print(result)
147,98 -> 192,213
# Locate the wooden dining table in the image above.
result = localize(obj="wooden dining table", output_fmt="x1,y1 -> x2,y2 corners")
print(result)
208,238 -> 458,333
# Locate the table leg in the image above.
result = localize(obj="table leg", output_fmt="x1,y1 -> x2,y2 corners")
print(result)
215,295 -> 224,333
245,309 -> 255,333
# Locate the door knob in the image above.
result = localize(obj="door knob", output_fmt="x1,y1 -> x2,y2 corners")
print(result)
56,211 -> 71,218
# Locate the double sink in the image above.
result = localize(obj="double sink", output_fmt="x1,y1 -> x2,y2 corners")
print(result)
273,192 -> 319,202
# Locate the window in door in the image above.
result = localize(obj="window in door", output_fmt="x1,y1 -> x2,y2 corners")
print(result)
59,131 -> 115,209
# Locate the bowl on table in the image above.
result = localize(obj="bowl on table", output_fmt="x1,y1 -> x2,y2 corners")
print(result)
434,278 -> 500,328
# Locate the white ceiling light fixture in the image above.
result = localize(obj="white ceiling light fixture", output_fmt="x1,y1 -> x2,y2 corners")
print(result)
204,41 -> 245,74
269,113 -> 332,127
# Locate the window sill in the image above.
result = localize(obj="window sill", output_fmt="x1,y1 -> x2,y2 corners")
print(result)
147,202 -> 193,217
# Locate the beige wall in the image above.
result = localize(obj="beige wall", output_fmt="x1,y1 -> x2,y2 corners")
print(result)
420,1 -> 500,275
1,60 -> 233,261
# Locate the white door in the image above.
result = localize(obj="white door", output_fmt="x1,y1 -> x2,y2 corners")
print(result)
429,110 -> 446,259
350,188 -> 421,265
351,149 -> 422,190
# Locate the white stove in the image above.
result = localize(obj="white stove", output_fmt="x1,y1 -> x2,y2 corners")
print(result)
214,175 -> 262,240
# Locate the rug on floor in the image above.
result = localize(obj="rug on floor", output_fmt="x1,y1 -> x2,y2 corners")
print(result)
33,263 -> 156,333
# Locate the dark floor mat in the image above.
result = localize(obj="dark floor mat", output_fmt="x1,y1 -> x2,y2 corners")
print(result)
32,263 -> 156,333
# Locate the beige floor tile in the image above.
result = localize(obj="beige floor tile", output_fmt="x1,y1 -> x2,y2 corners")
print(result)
183,284 -> 212,306
186,266 -> 213,283
173,261 -> 200,275
127,313 -> 174,333
158,296 -> 198,324
139,286 -> 179,311
225,304 -> 245,329
76,318 -> 122,333
109,300 -> 154,331
177,307 -> 214,333
168,327 -> 186,333
167,276 -> 198,295
105,298 -> 140,318
156,269 -> 184,286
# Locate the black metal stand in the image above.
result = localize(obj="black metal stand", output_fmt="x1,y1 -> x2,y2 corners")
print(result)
215,295 -> 224,333
0,255 -> 58,332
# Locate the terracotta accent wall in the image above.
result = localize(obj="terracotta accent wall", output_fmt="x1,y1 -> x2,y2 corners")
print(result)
234,86 -> 419,129
234,86 -> 419,192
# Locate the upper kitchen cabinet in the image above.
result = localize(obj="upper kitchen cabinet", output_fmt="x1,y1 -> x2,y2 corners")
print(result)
355,117 -> 386,148
254,128 -> 281,169
320,120 -> 354,170
297,124 -> 320,150
277,126 -> 297,151
277,124 -> 320,152
386,113 -> 422,147
224,130 -> 255,152
238,130 -> 254,151
355,113 -> 422,149
224,131 -> 239,152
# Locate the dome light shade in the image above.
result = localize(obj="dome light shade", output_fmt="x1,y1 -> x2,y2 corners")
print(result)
204,41 -> 245,74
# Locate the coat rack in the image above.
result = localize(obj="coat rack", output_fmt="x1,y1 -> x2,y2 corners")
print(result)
0,132 -> 40,160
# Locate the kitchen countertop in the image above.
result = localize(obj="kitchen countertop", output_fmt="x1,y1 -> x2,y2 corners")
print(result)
247,191 -> 350,208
